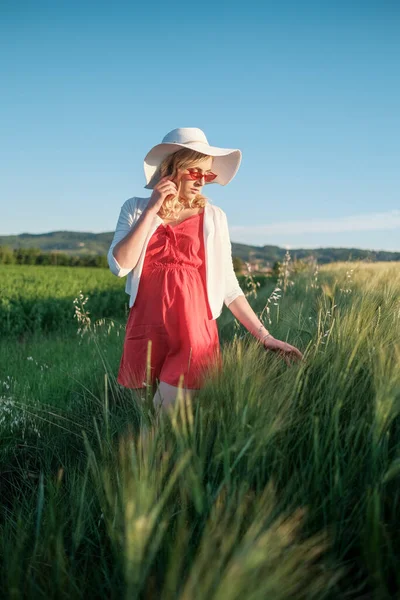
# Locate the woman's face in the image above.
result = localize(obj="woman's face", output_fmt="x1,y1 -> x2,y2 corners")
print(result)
176,156 -> 214,201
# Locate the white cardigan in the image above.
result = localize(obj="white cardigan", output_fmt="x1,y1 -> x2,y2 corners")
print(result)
107,196 -> 245,320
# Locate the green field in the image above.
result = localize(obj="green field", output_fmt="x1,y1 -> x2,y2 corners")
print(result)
0,261 -> 399,598
0,264 -> 268,338
0,265 -> 130,337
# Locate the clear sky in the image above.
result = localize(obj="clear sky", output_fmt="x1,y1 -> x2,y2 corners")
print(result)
1,0 -> 399,250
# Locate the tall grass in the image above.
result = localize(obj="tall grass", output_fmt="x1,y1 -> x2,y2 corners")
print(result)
0,261 -> 399,598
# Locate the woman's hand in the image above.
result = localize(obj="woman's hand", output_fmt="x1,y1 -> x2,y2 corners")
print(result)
263,335 -> 303,366
146,176 -> 179,214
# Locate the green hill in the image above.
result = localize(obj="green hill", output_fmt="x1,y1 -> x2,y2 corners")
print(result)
0,231 -> 113,255
0,230 -> 399,264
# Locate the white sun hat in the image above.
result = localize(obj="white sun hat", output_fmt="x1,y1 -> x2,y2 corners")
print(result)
143,127 -> 242,189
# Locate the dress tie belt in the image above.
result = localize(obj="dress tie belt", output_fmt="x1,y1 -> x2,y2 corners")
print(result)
149,260 -> 199,270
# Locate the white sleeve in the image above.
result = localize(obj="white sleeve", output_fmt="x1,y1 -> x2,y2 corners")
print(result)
107,198 -> 137,278
222,211 -> 245,307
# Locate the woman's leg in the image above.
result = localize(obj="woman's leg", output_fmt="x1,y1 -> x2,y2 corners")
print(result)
130,381 -> 158,404
153,380 -> 198,413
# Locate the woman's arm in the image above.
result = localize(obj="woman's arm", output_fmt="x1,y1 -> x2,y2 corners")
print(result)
227,295 -> 271,342
221,210 -> 303,362
107,199 -> 157,277
228,294 -> 303,362
222,211 -> 246,307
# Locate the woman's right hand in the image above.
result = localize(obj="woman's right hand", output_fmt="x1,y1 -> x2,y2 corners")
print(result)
146,176 -> 178,214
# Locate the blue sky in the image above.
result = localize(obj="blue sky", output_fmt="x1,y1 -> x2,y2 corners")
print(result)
1,0 -> 399,251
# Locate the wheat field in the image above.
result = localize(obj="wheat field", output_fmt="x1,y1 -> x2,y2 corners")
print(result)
0,260 -> 399,599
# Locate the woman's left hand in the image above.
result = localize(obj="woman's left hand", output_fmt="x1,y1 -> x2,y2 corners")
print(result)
263,335 -> 303,366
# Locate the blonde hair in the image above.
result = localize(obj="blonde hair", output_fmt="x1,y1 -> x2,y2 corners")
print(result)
153,148 -> 212,220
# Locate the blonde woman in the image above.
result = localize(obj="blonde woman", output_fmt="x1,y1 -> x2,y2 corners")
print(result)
108,127 -> 303,412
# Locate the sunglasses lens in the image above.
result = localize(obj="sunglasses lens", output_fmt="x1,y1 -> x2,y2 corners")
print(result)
205,173 -> 217,182
187,171 -> 217,182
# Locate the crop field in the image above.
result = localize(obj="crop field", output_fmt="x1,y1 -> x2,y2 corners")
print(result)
0,265 -> 268,338
0,260 -> 399,598
0,265 -> 130,337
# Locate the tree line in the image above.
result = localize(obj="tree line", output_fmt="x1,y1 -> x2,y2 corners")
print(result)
2,244 -> 398,271
0,246 -> 108,268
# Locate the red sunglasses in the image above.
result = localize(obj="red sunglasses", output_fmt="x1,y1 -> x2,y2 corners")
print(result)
186,170 -> 217,183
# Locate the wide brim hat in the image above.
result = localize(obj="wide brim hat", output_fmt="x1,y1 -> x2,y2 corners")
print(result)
143,127 -> 242,189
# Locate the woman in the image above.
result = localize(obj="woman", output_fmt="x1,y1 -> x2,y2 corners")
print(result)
108,127 -> 303,412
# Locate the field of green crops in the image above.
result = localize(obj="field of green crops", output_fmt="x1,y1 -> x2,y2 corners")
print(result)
0,265 -> 130,337
1,260 -> 399,598
0,265 -> 268,338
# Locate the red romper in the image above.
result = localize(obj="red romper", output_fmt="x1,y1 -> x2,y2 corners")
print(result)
117,209 -> 222,390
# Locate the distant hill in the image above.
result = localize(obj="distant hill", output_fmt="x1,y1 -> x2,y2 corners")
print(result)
0,230 -> 399,265
0,231 -> 112,255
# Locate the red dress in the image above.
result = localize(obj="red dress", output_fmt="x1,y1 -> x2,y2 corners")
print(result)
117,210 -> 222,389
